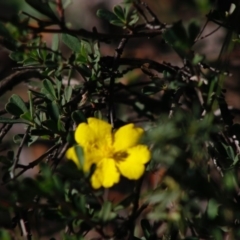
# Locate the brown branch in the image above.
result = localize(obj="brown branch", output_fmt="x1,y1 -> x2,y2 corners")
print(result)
0,116 -> 18,142
4,143 -> 61,183
27,25 -> 163,40
0,70 -> 42,97
10,126 -> 31,179
108,38 -> 129,127
101,56 -> 177,74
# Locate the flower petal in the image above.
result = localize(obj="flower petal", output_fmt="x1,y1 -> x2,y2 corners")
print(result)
74,122 -> 95,147
113,124 -> 144,151
117,145 -> 151,180
91,158 -> 120,189
66,146 -> 80,168
88,118 -> 112,139
66,145 -> 95,172
75,118 -> 112,150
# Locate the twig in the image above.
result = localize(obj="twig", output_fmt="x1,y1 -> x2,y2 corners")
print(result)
52,142 -> 70,170
27,25 -> 163,40
128,176 -> 144,239
0,116 -> 18,142
0,70 -> 42,97
194,18 -> 209,42
108,38 -> 128,127
10,126 -> 31,179
136,0 -> 165,28
4,143 -> 61,183
101,56 -> 177,75
194,25 -> 221,43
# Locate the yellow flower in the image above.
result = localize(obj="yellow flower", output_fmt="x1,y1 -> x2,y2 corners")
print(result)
66,118 -> 151,189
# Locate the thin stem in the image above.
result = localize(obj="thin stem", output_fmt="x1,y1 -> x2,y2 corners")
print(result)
4,143 -> 61,183
0,116 -> 18,142
128,176 -> 144,239
27,25 -> 163,40
194,25 -> 221,43
0,70 -> 42,97
10,126 -> 31,179
108,38 -> 128,127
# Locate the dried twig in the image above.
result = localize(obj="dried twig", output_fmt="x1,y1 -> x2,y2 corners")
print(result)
108,38 -> 129,127
10,126 -> 31,179
0,70 -> 42,97
4,143 -> 61,183
27,25 -> 163,40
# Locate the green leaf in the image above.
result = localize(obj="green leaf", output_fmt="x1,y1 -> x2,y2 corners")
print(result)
42,119 -> 58,132
57,119 -> 65,132
5,102 -> 24,116
5,94 -> 29,117
13,134 -> 24,144
56,78 -> 62,99
23,58 -> 40,66
66,131 -> 75,145
232,155 -> 239,166
25,0 -> 59,22
96,9 -> 118,22
27,135 -> 39,146
9,52 -> 24,62
29,89 -> 46,99
64,86 -> 72,102
141,219 -> 152,239
20,111 -> 32,122
62,34 -> 81,53
142,85 -> 160,95
163,21 -> 190,57
10,94 -> 28,113
42,79 -> 57,100
30,129 -> 53,136
71,110 -> 86,124
113,5 -> 125,21
77,64 -> 91,77
0,229 -> 11,240
97,201 -> 116,222
94,110 -> 102,119
46,102 -> 60,121
128,11 -> 139,26
73,145 -> 84,168
110,19 -> 125,27
0,117 -> 29,124
207,199 -> 219,219
188,21 -> 200,46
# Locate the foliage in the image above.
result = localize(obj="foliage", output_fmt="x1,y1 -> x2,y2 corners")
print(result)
0,0 -> 239,239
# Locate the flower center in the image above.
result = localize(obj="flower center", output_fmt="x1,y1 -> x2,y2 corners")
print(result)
91,141 -> 128,162
113,151 -> 128,162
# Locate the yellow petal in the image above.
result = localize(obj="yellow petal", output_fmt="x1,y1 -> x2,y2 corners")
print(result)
66,146 -> 81,168
88,118 -> 112,139
91,169 -> 102,189
113,124 -> 144,151
117,145 -> 151,180
91,158 -> 120,189
66,146 -> 93,172
75,118 -> 112,149
74,122 -> 95,147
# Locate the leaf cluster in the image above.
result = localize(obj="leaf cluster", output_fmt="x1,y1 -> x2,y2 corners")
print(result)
0,0 -> 240,239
